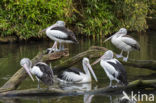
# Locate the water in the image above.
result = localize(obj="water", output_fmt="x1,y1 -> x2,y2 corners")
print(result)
0,31 -> 156,103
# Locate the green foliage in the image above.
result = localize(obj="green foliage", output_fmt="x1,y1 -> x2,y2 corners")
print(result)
112,0 -> 149,31
0,0 -> 70,39
76,0 -> 118,37
75,0 -> 150,37
0,0 -> 153,39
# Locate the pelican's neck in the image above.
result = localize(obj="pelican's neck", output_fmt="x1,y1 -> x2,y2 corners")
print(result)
47,24 -> 57,30
82,63 -> 91,77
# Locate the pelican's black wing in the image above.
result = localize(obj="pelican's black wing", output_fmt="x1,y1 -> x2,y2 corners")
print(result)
51,27 -> 78,43
107,59 -> 128,86
35,62 -> 54,85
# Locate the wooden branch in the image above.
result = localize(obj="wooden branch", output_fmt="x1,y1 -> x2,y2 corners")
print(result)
121,60 -> 156,71
89,79 -> 156,95
53,46 -> 156,72
0,88 -> 82,97
0,50 -> 69,93
53,49 -> 106,73
0,79 -> 155,97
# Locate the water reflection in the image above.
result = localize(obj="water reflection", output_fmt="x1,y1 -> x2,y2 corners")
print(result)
60,83 -> 92,91
83,94 -> 94,103
59,83 -> 96,103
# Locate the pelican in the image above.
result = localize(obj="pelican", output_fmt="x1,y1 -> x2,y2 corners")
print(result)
20,58 -> 54,88
42,20 -> 79,53
104,28 -> 140,62
57,57 -> 98,83
92,50 -> 128,87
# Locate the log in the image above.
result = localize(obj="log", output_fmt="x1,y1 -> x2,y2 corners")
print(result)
0,50 -> 69,93
0,88 -> 82,97
121,60 -> 156,71
0,36 -> 17,43
89,79 -> 156,95
0,79 -> 155,97
53,48 -> 106,73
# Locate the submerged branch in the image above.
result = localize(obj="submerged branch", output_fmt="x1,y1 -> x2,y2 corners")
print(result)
0,79 -> 155,97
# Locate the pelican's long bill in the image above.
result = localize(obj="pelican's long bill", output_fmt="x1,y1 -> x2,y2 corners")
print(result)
41,28 -> 47,33
104,35 -> 114,43
23,64 -> 34,81
91,56 -> 102,66
86,63 -> 98,82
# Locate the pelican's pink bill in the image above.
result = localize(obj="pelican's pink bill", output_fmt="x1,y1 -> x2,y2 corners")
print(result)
104,35 -> 113,43
91,57 -> 102,66
23,64 -> 34,81
87,63 -> 98,82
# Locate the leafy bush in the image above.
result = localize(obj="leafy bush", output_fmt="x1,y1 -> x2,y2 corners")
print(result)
0,0 -> 152,39
75,0 -> 150,37
0,0 -> 70,39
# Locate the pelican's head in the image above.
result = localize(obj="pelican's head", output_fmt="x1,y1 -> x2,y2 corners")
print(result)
92,50 -> 114,65
83,57 -> 98,82
56,20 -> 65,27
118,28 -> 127,35
104,28 -> 127,43
20,58 -> 34,81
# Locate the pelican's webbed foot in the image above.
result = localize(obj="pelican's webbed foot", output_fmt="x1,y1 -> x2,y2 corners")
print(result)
123,57 -> 128,62
116,54 -> 123,58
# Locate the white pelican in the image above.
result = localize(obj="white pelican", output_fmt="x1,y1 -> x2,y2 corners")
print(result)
92,50 -> 128,87
57,57 -> 98,83
42,20 -> 78,53
20,58 -> 54,88
104,28 -> 140,62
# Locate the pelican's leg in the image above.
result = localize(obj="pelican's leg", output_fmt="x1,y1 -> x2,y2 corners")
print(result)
36,77 -> 40,89
116,50 -> 123,58
123,51 -> 129,62
59,43 -> 62,51
61,44 -> 64,50
52,41 -> 58,51
59,43 -> 65,51
48,41 -> 58,53
109,80 -> 112,87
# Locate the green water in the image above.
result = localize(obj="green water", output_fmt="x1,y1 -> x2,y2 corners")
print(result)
0,31 -> 156,103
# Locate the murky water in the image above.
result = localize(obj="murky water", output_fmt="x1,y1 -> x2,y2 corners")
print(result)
0,31 -> 156,103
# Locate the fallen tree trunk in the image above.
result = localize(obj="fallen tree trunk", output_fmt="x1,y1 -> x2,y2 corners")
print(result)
0,79 -> 155,97
0,50 -> 69,93
53,46 -> 156,72
121,60 -> 156,71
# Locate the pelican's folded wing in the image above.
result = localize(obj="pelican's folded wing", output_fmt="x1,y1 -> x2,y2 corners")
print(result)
121,35 -> 140,50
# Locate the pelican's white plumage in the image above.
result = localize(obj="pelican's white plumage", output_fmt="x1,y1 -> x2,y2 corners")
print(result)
58,58 -> 98,83
104,28 -> 140,62
92,50 -> 128,87
42,21 -> 78,53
